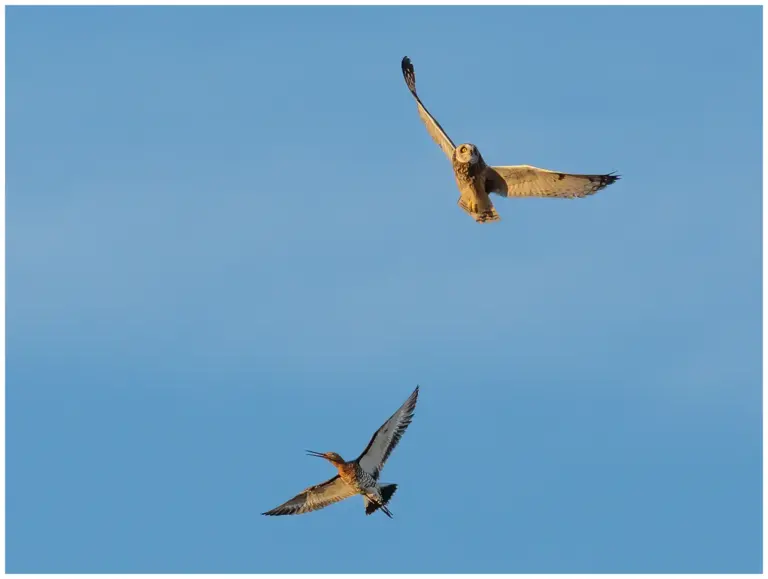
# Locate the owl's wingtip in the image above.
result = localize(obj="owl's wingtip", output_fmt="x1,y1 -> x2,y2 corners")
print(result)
401,56 -> 416,93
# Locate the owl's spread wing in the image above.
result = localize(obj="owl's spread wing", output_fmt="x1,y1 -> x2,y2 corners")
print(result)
485,165 -> 620,198
262,475 -> 357,516
401,57 -> 455,161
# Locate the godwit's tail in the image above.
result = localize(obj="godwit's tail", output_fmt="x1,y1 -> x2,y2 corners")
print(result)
364,484 -> 398,518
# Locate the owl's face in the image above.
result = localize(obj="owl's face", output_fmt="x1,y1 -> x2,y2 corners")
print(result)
455,143 -> 479,164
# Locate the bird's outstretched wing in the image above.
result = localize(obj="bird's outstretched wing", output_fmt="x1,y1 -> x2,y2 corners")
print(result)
262,475 -> 357,516
356,386 -> 419,480
401,57 -> 455,161
484,165 -> 620,198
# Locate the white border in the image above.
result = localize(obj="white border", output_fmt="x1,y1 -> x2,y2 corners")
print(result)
1,2 -> 763,578
3,0 -> 767,5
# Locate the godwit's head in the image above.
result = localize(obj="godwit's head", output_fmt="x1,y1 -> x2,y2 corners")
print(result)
306,450 -> 345,465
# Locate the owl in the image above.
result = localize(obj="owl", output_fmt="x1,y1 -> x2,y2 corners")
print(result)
401,57 -> 620,223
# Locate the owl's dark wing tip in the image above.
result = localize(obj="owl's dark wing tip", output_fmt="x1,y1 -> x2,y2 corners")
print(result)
401,56 -> 416,94
590,172 -> 620,193
262,508 -> 290,516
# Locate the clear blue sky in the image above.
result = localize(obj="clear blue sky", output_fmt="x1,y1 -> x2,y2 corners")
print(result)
6,5 -> 761,573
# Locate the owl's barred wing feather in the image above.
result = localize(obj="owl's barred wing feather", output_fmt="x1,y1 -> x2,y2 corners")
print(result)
262,475 -> 357,516
485,165 -> 620,198
401,57 -> 455,161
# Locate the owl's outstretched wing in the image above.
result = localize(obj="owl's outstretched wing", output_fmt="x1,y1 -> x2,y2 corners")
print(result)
484,165 -> 620,198
262,475 -> 357,516
401,57 -> 455,161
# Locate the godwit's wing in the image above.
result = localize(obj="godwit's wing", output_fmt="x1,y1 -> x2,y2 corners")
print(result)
262,475 -> 357,516
484,165 -> 620,198
356,386 -> 419,480
401,57 -> 456,161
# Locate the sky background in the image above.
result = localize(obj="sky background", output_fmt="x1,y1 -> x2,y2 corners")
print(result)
6,5 -> 762,574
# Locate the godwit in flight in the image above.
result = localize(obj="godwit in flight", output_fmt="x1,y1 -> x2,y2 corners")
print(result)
263,385 -> 419,518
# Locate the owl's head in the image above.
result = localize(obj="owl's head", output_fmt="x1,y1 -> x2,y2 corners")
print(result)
454,143 -> 479,164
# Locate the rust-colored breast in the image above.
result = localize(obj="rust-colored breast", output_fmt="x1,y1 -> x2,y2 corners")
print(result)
337,462 -> 359,486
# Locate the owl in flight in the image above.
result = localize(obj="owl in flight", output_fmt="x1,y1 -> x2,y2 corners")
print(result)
401,57 -> 620,223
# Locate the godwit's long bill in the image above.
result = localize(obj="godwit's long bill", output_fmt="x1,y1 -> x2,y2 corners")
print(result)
263,385 -> 419,518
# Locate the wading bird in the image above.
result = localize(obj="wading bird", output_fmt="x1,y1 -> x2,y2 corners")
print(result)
263,385 -> 419,518
401,56 -> 620,224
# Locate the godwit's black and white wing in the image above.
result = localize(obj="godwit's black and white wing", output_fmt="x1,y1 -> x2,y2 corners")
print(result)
356,386 -> 419,480
401,57 -> 455,161
262,475 -> 357,516
485,165 -> 620,199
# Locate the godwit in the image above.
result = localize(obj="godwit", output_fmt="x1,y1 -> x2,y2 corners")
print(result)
263,385 -> 419,518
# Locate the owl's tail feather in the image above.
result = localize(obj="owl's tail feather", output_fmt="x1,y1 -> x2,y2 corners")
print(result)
473,209 -> 501,223
457,198 -> 501,223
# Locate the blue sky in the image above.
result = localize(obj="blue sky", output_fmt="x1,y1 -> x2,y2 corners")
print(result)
6,5 -> 761,573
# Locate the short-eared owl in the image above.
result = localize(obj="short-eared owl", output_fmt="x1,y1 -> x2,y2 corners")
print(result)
401,56 -> 620,224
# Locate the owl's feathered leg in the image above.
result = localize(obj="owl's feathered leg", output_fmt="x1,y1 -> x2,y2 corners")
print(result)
457,196 -> 501,223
